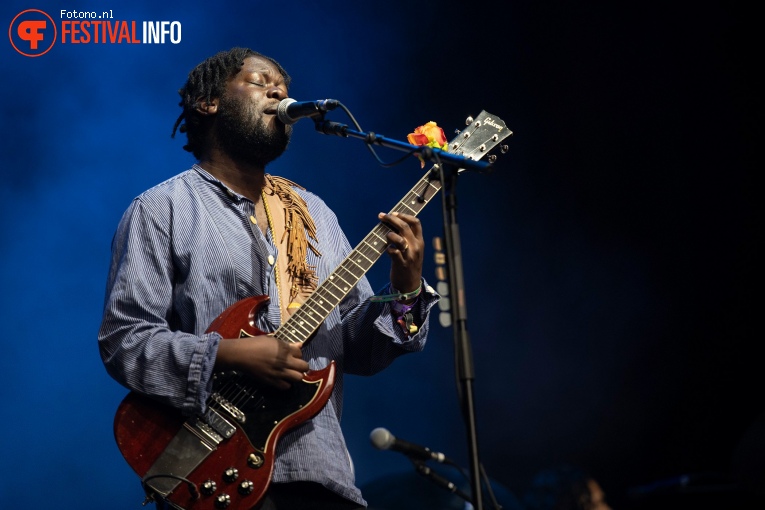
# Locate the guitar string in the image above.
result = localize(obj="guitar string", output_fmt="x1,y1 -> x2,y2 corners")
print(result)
216,371 -> 259,414
271,154 -> 462,347
274,219 -> 392,345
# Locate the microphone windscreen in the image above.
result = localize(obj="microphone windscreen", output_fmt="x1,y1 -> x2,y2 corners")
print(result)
370,427 -> 394,450
276,98 -> 297,123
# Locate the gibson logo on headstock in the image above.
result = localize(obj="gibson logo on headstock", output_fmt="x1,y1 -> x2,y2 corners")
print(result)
483,117 -> 505,132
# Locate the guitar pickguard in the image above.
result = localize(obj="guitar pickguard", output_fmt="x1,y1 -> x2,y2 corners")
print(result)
211,371 -> 328,452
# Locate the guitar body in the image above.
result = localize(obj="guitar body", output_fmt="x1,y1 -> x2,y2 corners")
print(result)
113,295 -> 336,510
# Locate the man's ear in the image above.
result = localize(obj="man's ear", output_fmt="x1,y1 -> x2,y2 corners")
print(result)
194,97 -> 218,115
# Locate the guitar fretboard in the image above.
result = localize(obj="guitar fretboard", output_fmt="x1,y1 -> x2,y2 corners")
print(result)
274,171 -> 442,345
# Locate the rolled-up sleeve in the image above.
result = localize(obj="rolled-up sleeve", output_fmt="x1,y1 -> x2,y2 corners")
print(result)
339,278 -> 439,375
98,197 -> 220,417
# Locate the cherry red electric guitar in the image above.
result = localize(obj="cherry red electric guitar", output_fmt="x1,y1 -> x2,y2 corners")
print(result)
112,111 -> 511,509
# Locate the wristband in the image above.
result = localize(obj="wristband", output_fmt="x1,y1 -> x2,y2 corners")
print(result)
369,283 -> 422,303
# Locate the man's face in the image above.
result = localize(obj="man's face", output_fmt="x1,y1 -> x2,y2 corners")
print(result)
215,55 -> 291,167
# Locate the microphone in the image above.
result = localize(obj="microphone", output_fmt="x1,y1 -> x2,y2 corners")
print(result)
370,427 -> 447,463
277,98 -> 339,124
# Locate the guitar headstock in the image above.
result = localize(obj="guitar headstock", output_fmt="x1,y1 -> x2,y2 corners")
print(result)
448,110 -> 513,169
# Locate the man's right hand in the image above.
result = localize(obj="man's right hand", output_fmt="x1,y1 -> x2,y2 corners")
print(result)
214,336 -> 310,390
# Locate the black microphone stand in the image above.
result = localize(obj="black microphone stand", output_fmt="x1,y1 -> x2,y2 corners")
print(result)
315,118 -> 487,510
434,157 -> 485,510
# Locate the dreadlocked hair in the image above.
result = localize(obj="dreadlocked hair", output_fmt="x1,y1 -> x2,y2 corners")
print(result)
171,47 -> 291,160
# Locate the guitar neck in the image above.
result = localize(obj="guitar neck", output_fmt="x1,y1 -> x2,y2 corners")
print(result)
274,168 -> 442,344
273,110 -> 510,344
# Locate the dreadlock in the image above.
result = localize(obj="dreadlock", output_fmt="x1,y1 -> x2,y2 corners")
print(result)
171,47 -> 291,160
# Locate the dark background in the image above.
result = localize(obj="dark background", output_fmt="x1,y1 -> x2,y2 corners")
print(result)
1,1 -> 760,508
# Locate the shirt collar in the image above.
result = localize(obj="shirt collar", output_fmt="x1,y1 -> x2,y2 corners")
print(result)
192,164 -> 247,202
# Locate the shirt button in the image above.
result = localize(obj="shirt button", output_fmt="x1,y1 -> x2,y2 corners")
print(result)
267,255 -> 275,266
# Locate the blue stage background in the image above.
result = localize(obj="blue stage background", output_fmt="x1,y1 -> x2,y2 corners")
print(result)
1,1 -> 759,508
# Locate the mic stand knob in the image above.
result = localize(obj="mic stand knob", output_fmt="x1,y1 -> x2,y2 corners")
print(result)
314,119 -> 348,137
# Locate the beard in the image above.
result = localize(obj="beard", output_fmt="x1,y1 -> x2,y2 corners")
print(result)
215,93 -> 291,167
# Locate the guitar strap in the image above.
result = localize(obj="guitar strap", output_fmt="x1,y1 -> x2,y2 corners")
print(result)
261,174 -> 322,323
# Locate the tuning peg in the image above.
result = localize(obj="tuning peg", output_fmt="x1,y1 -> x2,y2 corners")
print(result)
500,145 -> 509,154
488,155 -> 497,164
465,116 -> 474,125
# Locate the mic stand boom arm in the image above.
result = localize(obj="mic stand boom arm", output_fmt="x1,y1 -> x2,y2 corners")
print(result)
315,117 -> 487,510
314,120 -> 493,174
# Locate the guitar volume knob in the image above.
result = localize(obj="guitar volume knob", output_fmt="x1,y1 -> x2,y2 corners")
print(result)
214,493 -> 231,508
239,479 -> 255,495
201,480 -> 217,495
223,467 -> 239,482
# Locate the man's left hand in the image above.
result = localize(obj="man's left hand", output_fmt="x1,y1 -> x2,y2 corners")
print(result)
378,211 -> 424,295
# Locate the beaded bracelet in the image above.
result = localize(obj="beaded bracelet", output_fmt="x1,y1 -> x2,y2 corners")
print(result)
369,283 -> 422,303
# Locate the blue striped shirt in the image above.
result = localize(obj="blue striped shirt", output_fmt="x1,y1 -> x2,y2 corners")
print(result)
98,165 -> 438,505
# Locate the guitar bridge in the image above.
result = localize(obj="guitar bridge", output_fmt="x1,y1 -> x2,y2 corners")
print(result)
210,392 -> 246,423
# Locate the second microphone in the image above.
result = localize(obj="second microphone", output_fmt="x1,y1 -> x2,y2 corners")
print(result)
370,427 -> 449,463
